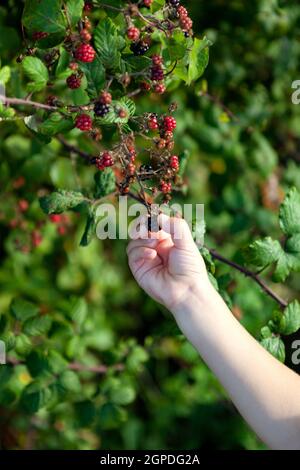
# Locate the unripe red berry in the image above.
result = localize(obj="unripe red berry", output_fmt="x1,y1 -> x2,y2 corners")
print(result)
170,155 -> 179,171
75,114 -> 93,131
18,199 -> 29,212
128,163 -> 136,175
84,18 -> 92,30
160,181 -> 172,194
152,54 -> 163,66
75,43 -> 96,62
84,1 -> 93,13
143,0 -> 153,7
99,91 -> 112,105
163,116 -> 177,131
13,176 -> 25,189
164,130 -> 173,141
127,27 -> 140,42
141,81 -> 151,91
157,138 -> 166,149
57,225 -> 67,236
80,28 -> 92,42
69,62 -> 79,71
31,230 -> 43,248
50,214 -> 62,223
148,116 -> 159,130
66,73 -> 81,89
118,108 -> 127,119
178,6 -> 188,18
154,82 -> 166,94
95,151 -> 114,170
32,31 -> 48,41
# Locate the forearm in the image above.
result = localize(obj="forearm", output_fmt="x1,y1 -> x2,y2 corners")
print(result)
172,281 -> 300,449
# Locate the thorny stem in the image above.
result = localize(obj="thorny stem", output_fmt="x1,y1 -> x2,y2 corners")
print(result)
208,248 -> 288,309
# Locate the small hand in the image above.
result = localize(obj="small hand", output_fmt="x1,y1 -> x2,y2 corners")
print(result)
127,214 -> 209,311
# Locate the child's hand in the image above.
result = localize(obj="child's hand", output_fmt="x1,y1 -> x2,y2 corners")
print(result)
127,214 -> 210,311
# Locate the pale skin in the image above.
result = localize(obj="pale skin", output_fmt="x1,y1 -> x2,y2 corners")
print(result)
127,214 -> 300,450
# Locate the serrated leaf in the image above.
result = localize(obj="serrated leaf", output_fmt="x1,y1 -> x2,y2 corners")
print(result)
23,315 -> 52,336
94,168 -> 116,198
22,56 -> 49,91
39,112 -> 74,135
279,301 -> 300,336
39,190 -> 86,214
279,187 -> 300,236
81,56 -> 105,99
22,0 -> 66,35
65,0 -> 84,27
69,298 -> 87,326
21,381 -> 52,413
80,212 -> 96,246
261,336 -> 285,363
26,351 -> 50,377
245,237 -> 282,270
94,18 -> 124,69
58,370 -> 81,393
175,37 -> 210,85
10,298 -> 39,321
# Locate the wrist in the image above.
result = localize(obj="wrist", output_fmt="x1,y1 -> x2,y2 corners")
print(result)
170,276 -> 217,319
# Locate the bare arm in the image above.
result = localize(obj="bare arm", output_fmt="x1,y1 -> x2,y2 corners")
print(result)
127,215 -> 300,449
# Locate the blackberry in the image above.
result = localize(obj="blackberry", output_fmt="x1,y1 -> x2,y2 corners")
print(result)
168,0 -> 180,6
151,65 -> 164,81
130,41 -> 150,56
94,101 -> 110,117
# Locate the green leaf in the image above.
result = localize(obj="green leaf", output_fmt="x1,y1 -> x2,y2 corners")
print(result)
23,315 -> 52,336
21,381 -> 53,413
22,0 -> 66,35
94,18 -> 124,69
261,336 -> 285,363
10,298 -> 39,321
251,132 -> 278,177
55,48 -> 71,78
110,385 -> 136,405
187,38 -> 210,85
81,56 -> 105,99
39,112 -> 74,136
58,370 -> 81,393
94,168 -> 116,199
26,351 -> 50,377
80,212 -> 96,247
0,66 -> 10,85
15,334 -> 32,356
244,237 -> 282,270
279,301 -> 300,335
279,187 -> 300,236
22,56 -> 49,91
65,0 -> 84,27
39,190 -> 86,214
47,350 -> 68,375
69,298 -> 88,326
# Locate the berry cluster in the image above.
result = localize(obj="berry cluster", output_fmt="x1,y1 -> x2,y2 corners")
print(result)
130,40 -> 150,56
178,6 -> 193,32
67,73 -> 82,89
94,152 -> 114,171
75,114 -> 93,131
74,43 -> 96,62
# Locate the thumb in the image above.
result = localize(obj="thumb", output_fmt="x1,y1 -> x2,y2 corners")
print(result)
158,213 -> 195,250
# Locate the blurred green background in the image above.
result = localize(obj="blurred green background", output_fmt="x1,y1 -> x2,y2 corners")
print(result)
0,0 -> 300,450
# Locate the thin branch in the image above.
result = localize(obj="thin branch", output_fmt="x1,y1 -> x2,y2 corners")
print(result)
7,356 -> 124,374
0,95 -> 57,111
208,247 -> 288,309
57,135 -> 95,163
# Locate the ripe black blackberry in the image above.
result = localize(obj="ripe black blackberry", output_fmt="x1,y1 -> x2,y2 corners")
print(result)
168,0 -> 180,7
94,101 -> 110,117
130,41 -> 150,56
